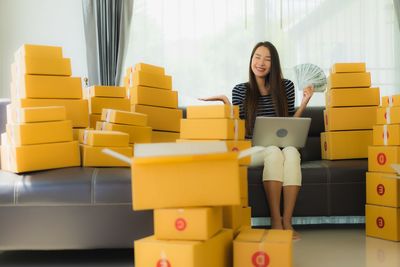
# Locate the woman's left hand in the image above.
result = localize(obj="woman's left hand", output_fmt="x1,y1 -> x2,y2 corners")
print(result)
301,85 -> 314,106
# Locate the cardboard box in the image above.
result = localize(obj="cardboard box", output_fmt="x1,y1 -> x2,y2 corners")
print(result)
324,107 -> 376,131
325,88 -> 380,107
16,99 -> 89,128
320,130 -> 372,160
366,235 -> 400,267
15,44 -> 63,59
89,114 -> 101,128
12,75 -> 82,99
368,146 -> 400,173
234,229 -> 293,267
152,130 -> 180,143
80,145 -> 132,167
186,105 -> 239,119
7,120 -> 73,146
1,139 -> 80,173
327,72 -> 371,89
330,63 -> 366,73
373,124 -> 400,146
85,86 -> 126,98
88,97 -> 130,114
181,118 -> 245,140
382,95 -> 400,107
13,57 -> 71,76
72,128 -> 88,141
134,229 -> 233,267
131,70 -> 172,90
222,206 -> 251,233
128,86 -> 178,108
134,63 -> 165,75
6,105 -> 66,123
79,130 -> 129,147
96,122 -> 152,144
365,204 -> 400,241
376,107 -> 400,125
240,166 -> 248,200
154,207 -> 223,241
132,104 -> 182,132
366,172 -> 400,207
101,109 -> 147,126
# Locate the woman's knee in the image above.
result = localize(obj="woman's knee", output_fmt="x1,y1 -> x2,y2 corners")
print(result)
263,146 -> 284,164
282,146 -> 300,161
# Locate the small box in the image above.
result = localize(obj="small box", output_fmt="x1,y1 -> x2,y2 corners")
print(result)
96,121 -> 152,144
80,145 -> 132,167
89,114 -> 101,128
368,146 -> 400,173
366,172 -> 400,207
13,57 -> 71,76
180,118 -> 245,140
321,130 -> 372,160
222,206 -> 251,232
85,86 -> 126,98
128,86 -> 178,108
234,229 -> 293,267
15,44 -> 63,59
134,229 -> 233,267
101,109 -> 147,127
324,107 -> 376,131
88,97 -> 130,114
7,120 -> 73,146
79,130 -> 129,147
132,104 -> 182,132
325,88 -> 380,107
131,70 -> 172,90
152,130 -> 180,143
382,95 -> 400,107
327,72 -> 371,89
330,63 -> 366,73
154,207 -> 223,241
373,124 -> 400,146
134,63 -> 165,75
376,107 -> 400,125
186,105 -> 239,119
7,105 -> 66,123
366,204 -> 400,241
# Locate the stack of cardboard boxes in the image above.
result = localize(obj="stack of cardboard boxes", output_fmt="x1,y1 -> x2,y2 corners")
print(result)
366,94 -> 400,242
125,63 -> 182,143
321,63 -> 378,160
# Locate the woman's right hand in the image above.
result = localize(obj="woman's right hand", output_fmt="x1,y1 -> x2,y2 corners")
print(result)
198,95 -> 231,105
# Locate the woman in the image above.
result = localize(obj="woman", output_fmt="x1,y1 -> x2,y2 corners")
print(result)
201,41 -> 313,239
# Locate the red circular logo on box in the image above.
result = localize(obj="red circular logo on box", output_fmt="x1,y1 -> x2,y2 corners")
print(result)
384,112 -> 387,120
377,153 -> 387,165
232,146 -> 239,152
377,184 -> 385,196
156,259 -> 171,267
175,218 -> 187,231
251,251 -> 270,267
376,217 -> 385,229
324,141 -> 327,151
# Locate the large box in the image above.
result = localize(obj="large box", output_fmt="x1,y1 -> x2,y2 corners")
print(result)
79,130 -> 129,147
233,229 -> 293,267
7,120 -> 73,145
382,95 -> 400,107
180,118 -> 245,140
12,75 -> 82,99
366,172 -> 400,207
7,105 -> 66,123
128,86 -> 178,108
327,72 -> 371,89
325,88 -> 380,107
376,107 -> 400,125
96,121 -> 152,144
86,86 -> 126,98
320,130 -> 372,160
152,130 -> 180,143
154,207 -> 223,241
373,124 -> 400,146
88,97 -> 130,114
101,109 -> 147,127
330,63 -> 366,73
365,204 -> 400,241
222,206 -> 251,233
15,44 -> 63,59
368,146 -> 400,173
324,107 -> 376,131
132,104 -> 182,132
13,57 -> 71,76
186,105 -> 239,119
134,63 -> 165,75
80,145 -> 132,167
131,70 -> 172,90
134,229 -> 233,267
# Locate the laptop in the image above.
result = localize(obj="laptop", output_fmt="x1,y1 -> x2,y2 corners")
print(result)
252,117 -> 312,148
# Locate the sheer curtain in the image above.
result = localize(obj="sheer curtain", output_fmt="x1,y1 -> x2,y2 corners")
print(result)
124,0 -> 400,106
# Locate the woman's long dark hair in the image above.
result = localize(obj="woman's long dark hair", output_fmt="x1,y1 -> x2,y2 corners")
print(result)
244,41 -> 288,136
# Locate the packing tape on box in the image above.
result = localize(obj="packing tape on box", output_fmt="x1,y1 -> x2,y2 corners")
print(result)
15,62 -> 22,99
105,109 -> 112,122
126,86 -> 131,98
101,122 -> 106,130
129,72 -> 133,87
234,119 -> 239,140
15,108 -> 22,123
159,251 -> 169,266
388,96 -> 393,107
386,107 -> 391,124
230,104 -> 234,118
383,124 -> 388,146
83,129 -> 89,144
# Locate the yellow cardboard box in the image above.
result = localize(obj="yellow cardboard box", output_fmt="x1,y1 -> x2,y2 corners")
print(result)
234,229 -> 293,267
128,86 -> 178,108
101,109 -> 147,127
86,86 -> 126,98
79,130 -> 129,147
88,97 -> 130,114
366,235 -> 400,267
368,146 -> 400,173
223,206 -> 251,232
7,120 -> 73,146
373,124 -> 400,146
324,107 -> 376,131
240,166 -> 248,200
327,72 -> 371,89
330,63 -> 366,73
13,57 -> 71,76
16,98 -> 89,128
154,207 -> 223,241
134,229 -> 233,267
376,107 -> 400,125
131,70 -> 172,90
73,128 -> 89,141
180,118 -> 245,140
89,114 -> 101,128
96,121 -> 152,144
320,130 -> 372,160
0,139 -> 80,173
80,145 -> 132,167
366,172 -> 400,207
186,105 -> 239,119
132,104 -> 182,132
365,204 -> 400,241
15,44 -> 63,59
325,88 -> 380,107
134,63 -> 165,75
6,105 -> 66,123
12,75 -> 82,99
152,130 -> 180,143
382,95 -> 400,107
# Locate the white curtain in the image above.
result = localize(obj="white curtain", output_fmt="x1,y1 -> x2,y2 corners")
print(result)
124,0 -> 400,106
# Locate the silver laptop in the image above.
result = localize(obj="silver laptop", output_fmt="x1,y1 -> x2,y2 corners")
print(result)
252,117 -> 311,148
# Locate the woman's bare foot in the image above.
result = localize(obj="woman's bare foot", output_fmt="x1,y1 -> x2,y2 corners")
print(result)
283,219 -> 300,240
270,217 -> 283,229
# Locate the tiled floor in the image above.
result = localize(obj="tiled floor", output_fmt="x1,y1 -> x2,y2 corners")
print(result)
0,225 -> 399,267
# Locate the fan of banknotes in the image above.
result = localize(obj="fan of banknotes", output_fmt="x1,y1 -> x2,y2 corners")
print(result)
293,63 -> 327,92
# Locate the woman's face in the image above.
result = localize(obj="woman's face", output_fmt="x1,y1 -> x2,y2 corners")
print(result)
251,46 -> 271,78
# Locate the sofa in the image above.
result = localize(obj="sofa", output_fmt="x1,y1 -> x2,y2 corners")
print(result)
0,101 -> 367,250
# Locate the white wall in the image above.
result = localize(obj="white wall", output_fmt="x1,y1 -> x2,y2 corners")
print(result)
0,0 -> 87,98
